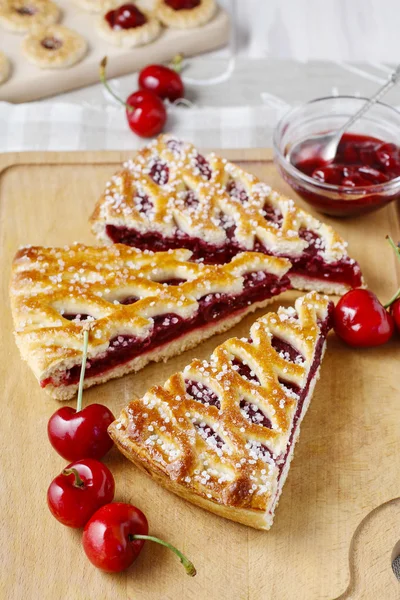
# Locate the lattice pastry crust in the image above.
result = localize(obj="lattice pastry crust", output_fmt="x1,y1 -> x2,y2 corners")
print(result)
109,292 -> 333,530
10,243 -> 291,400
90,134 -> 363,295
155,0 -> 216,29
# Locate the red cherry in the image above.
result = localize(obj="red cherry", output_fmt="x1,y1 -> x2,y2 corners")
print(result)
47,459 -> 115,528
311,165 -> 343,185
83,503 -> 149,572
99,57 -> 167,137
125,90 -> 167,138
82,502 -> 196,575
390,298 -> 400,333
47,403 -> 115,461
334,289 -> 394,347
385,236 -> 400,331
139,64 -> 184,102
376,143 -> 399,170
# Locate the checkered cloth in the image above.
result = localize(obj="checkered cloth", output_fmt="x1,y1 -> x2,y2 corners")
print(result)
1,58 -> 399,153
0,101 -> 287,152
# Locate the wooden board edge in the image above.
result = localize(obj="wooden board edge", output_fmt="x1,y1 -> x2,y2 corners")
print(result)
0,148 -> 274,173
0,146 -> 400,600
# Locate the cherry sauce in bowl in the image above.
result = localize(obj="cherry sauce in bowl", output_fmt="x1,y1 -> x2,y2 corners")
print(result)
273,97 -> 400,217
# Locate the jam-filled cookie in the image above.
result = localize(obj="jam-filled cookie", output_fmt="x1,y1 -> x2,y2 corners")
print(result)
21,25 -> 87,68
96,3 -> 161,48
0,51 -> 11,84
155,0 -> 216,28
0,0 -> 60,33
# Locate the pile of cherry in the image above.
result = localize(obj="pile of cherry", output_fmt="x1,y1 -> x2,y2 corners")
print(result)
100,56 -> 185,138
333,236 -> 400,347
46,330 -> 195,576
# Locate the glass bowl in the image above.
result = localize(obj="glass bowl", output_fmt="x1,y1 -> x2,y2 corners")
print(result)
273,96 -> 400,217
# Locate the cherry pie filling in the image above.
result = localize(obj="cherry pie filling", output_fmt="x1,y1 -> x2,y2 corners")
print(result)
105,3 -> 147,30
105,156 -> 362,288
183,309 -> 332,511
286,133 -> 400,216
41,271 -> 290,389
293,133 -> 400,187
106,224 -> 361,288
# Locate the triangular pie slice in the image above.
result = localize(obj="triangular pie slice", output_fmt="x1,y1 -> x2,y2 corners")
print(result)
109,292 -> 333,530
10,243 -> 292,400
90,134 -> 364,295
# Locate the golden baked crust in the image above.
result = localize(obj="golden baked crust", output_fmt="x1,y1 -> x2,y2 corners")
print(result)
109,292 -> 332,530
10,243 -> 291,400
0,0 -> 60,32
155,0 -> 216,28
90,134 -> 363,291
22,25 -> 87,69
96,3 -> 161,47
71,0 -> 110,12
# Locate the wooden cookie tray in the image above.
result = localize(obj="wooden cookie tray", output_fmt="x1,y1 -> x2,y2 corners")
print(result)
0,3 -> 230,102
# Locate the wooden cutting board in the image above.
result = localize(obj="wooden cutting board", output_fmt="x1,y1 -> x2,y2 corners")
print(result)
0,3 -> 229,102
1,148 -> 400,600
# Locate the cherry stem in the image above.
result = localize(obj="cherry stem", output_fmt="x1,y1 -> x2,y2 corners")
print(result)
130,534 -> 196,576
169,53 -> 184,73
384,235 -> 400,308
76,329 -> 89,413
99,57 -> 133,112
62,467 -> 84,488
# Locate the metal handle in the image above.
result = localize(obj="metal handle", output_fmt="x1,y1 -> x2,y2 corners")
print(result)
337,63 -> 400,137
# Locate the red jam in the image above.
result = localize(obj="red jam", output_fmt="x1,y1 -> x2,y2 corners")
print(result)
105,3 -> 147,30
105,224 -> 362,289
294,133 -> 400,186
16,5 -> 36,14
165,0 -> 200,10
41,37 -> 62,50
186,380 -> 220,409
288,133 -> 400,216
42,271 -> 290,388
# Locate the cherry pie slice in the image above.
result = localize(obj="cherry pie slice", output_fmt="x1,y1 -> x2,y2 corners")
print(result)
10,243 -> 291,400
109,291 -> 333,529
90,134 -> 364,296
